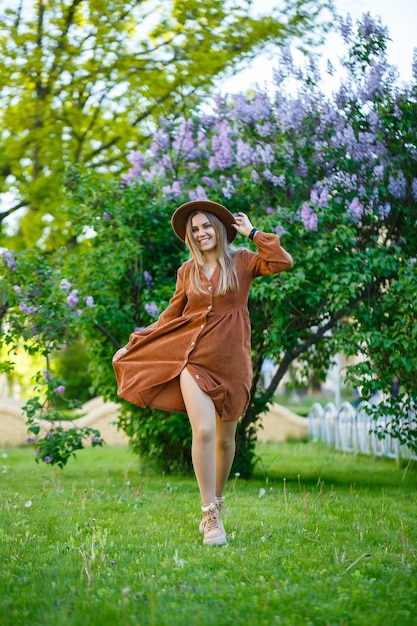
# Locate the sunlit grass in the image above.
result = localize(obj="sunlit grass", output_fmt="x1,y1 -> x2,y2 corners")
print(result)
0,442 -> 416,625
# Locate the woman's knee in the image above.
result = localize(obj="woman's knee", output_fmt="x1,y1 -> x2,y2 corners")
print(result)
216,433 -> 236,451
192,423 -> 215,445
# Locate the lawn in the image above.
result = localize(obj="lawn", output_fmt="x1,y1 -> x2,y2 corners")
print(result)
0,441 -> 416,626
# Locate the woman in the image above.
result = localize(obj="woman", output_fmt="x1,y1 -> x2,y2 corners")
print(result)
113,199 -> 293,546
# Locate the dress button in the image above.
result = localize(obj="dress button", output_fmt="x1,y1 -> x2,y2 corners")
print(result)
201,324 -> 205,329
191,341 -> 195,347
207,305 -> 212,310
208,286 -> 212,291
196,375 -> 200,379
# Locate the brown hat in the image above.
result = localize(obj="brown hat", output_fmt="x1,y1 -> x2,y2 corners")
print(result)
171,199 -> 237,243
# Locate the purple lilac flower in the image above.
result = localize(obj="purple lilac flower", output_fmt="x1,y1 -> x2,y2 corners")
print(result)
30,325 -> 37,335
388,172 -> 406,199
91,436 -> 101,444
53,385 -> 65,395
60,279 -> 71,292
280,46 -> 293,70
43,369 -> 52,381
221,178 -> 235,200
373,165 -> 384,181
172,181 -> 181,196
143,271 -> 153,287
231,94 -> 254,124
301,202 -> 318,232
339,15 -> 352,43
134,326 -> 145,332
297,157 -> 309,177
252,92 -> 272,121
263,170 -> 285,186
411,178 -> 417,202
162,181 -> 182,199
25,437 -> 35,443
272,66 -> 286,86
150,129 -> 170,156
412,49 -> 417,81
236,139 -> 253,167
201,176 -> 216,187
377,203 -> 391,218
85,296 -> 94,308
266,207 -> 275,215
347,197 -> 364,221
13,285 -> 21,294
209,121 -> 234,170
43,456 -> 53,463
66,289 -> 79,308
197,129 -> 208,153
46,431 -> 53,438
196,185 -> 208,198
274,226 -> 287,235
255,122 -> 273,137
198,113 -> 216,126
2,250 -> 16,270
319,187 -> 329,206
126,150 -> 147,178
162,184 -> 173,197
360,60 -> 385,101
253,144 -> 274,166
301,202 -> 311,225
173,120 -> 197,160
102,212 -> 112,221
144,302 -> 159,318
310,189 -> 319,204
19,301 -> 36,314
360,13 -> 388,41
308,212 -> 318,231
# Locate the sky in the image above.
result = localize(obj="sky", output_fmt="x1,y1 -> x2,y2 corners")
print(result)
219,0 -> 417,94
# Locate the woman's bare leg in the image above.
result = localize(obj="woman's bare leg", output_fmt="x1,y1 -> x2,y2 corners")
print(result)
179,368 -> 217,506
215,416 -> 238,497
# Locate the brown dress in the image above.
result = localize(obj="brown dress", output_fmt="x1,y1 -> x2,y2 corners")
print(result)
113,230 -> 292,421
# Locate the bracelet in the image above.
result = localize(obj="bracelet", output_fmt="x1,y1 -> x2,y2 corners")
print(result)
248,227 -> 259,241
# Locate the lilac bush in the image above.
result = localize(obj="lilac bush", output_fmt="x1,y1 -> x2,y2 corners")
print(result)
0,249 -> 103,466
117,12 -> 417,455
1,13 -> 416,470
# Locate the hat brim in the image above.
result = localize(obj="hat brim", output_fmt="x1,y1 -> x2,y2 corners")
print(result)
171,199 -> 237,243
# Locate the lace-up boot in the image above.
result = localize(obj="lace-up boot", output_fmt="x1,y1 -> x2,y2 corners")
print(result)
199,497 -> 225,534
201,503 -> 227,546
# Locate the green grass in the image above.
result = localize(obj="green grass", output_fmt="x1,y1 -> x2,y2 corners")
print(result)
0,442 -> 416,626
273,390 -> 355,417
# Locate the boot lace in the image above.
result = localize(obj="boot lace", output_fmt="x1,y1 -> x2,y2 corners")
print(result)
204,508 -> 220,532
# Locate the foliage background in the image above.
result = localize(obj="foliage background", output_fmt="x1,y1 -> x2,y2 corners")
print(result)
1,8 -> 416,474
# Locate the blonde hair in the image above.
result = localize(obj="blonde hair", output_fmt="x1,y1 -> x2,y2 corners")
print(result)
184,211 -> 238,296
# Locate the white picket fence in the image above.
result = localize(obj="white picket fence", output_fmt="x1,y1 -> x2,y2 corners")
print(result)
308,401 -> 417,461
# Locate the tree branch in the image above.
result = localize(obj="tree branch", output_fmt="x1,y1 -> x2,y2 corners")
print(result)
93,321 -> 121,349
0,200 -> 28,224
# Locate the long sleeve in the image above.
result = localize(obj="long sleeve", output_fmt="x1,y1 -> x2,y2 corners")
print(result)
247,230 -> 293,277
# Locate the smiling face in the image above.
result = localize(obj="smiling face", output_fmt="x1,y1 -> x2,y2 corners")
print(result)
190,212 -> 217,254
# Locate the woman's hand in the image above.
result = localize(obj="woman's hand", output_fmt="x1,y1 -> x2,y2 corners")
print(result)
232,212 -> 254,237
112,346 -> 128,362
